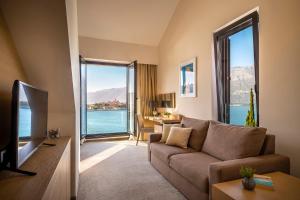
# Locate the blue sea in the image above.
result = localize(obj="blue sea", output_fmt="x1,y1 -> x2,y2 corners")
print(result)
19,108 -> 31,137
19,106 -> 253,137
84,105 -> 253,134
230,104 -> 256,125
19,108 -> 128,136
87,110 -> 127,134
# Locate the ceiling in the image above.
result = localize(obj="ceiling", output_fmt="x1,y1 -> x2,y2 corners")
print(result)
77,0 -> 179,46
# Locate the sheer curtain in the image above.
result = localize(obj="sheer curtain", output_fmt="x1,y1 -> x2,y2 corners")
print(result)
137,63 -> 157,117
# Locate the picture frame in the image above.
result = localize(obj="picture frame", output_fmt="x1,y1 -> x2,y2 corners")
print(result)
179,57 -> 197,97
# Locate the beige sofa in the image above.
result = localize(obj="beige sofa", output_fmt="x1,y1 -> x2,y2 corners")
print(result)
148,117 -> 290,200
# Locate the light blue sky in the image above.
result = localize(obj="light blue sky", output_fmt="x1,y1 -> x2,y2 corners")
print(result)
229,26 -> 254,67
86,27 -> 254,92
87,65 -> 127,92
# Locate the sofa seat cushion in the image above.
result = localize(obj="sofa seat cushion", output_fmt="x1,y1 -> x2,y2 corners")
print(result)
150,142 -> 195,164
169,152 -> 221,193
181,117 -> 210,151
202,121 -> 267,161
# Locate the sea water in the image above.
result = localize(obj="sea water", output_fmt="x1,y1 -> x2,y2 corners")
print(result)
230,104 -> 257,126
19,106 -> 253,137
87,110 -> 127,134
19,108 -> 31,137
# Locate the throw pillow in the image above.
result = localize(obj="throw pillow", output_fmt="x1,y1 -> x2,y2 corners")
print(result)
160,123 -> 182,143
166,127 -> 192,148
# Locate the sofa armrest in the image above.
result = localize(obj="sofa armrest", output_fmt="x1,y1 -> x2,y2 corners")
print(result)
148,133 -> 162,144
147,133 -> 162,161
209,154 -> 290,184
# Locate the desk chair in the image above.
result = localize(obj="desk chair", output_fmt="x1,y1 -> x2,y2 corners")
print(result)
136,114 -> 154,146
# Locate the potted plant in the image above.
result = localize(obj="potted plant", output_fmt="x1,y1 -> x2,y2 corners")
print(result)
240,166 -> 256,190
164,112 -> 171,118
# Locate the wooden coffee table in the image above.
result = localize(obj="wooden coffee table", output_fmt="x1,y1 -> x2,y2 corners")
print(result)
212,172 -> 300,200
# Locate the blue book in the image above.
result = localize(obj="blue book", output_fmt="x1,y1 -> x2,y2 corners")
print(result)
253,175 -> 274,190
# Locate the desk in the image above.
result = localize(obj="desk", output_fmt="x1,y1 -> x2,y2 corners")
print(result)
146,116 -> 181,124
146,116 -> 181,133
212,172 -> 300,200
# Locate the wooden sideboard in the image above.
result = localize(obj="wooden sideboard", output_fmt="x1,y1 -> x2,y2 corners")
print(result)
0,137 -> 71,200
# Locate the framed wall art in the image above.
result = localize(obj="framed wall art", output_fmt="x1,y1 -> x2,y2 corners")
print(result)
180,57 -> 197,97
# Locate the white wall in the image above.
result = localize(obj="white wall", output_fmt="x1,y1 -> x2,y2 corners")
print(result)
158,0 -> 300,177
79,36 -> 159,64
66,0 -> 80,196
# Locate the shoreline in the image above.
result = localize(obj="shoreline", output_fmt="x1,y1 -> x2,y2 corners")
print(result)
87,109 -> 127,112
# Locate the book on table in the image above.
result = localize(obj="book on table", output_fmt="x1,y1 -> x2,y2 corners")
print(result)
254,174 -> 274,190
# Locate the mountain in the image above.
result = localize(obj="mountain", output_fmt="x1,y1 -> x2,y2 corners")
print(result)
87,87 -> 126,104
230,66 -> 255,104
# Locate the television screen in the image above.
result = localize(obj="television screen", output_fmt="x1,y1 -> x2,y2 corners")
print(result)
11,80 -> 48,168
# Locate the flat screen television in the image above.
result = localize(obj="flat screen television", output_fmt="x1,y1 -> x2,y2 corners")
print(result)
10,80 -> 48,169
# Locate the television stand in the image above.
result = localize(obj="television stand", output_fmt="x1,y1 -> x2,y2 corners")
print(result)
1,166 -> 36,176
42,142 -> 56,146
0,149 -> 36,176
0,137 -> 71,199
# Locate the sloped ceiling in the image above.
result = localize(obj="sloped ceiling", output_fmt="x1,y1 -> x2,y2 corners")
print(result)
0,0 -> 74,114
77,0 -> 179,46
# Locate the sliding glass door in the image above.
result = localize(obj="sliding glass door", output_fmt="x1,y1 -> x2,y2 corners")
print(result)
80,57 -> 87,139
127,61 -> 137,136
80,60 -> 136,138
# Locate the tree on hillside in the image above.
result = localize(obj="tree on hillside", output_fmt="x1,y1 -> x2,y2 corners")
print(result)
245,88 -> 256,127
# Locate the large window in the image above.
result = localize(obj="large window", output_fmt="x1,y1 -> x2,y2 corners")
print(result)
86,65 -> 128,134
214,12 -> 259,126
80,59 -> 137,138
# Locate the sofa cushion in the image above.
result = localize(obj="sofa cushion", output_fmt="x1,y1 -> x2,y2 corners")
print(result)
166,127 -> 192,148
181,117 -> 210,151
202,121 -> 267,161
169,152 -> 220,192
160,123 -> 182,143
150,142 -> 194,164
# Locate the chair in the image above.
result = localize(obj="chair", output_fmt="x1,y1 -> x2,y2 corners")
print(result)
136,114 -> 154,146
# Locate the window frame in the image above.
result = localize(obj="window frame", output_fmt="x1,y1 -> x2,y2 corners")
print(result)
79,58 -> 137,138
213,11 -> 259,125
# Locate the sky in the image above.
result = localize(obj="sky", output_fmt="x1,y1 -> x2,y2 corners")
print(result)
87,65 -> 127,92
229,26 -> 254,67
86,27 -> 254,92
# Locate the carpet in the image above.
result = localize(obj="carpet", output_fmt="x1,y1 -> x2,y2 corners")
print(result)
78,140 -> 186,200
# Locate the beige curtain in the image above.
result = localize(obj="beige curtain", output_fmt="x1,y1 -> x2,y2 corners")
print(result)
137,63 -> 157,117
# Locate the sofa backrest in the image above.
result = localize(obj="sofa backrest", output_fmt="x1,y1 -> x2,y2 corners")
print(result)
202,121 -> 267,161
180,117 -> 275,157
181,117 -> 210,151
260,134 -> 275,155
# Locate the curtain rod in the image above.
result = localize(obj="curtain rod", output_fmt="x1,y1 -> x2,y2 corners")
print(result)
82,57 -> 158,66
